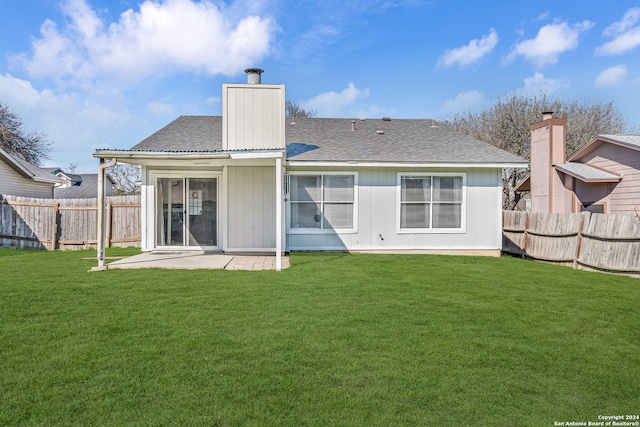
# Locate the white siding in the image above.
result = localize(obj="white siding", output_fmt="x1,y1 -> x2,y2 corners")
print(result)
222,84 -> 285,150
0,159 -> 54,198
226,166 -> 276,250
287,167 -> 503,251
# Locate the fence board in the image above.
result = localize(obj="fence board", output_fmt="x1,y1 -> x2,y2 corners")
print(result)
503,210 -> 640,275
0,194 -> 141,250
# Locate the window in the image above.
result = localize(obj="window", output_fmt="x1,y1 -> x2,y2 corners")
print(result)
581,203 -> 605,214
290,173 -> 356,231
399,174 -> 464,230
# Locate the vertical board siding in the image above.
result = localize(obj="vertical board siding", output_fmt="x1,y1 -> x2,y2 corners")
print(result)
223,85 -> 285,150
288,167 -> 503,251
0,194 -> 140,250
227,166 -> 276,249
503,210 -> 640,274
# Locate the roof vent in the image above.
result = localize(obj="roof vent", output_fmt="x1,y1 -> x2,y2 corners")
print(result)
244,68 -> 264,84
376,130 -> 384,135
352,120 -> 356,131
382,117 -> 391,121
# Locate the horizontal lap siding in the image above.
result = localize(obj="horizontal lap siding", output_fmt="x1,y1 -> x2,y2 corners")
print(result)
0,161 -> 53,198
288,167 -> 502,251
581,145 -> 640,214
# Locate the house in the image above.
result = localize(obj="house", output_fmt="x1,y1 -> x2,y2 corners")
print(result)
0,147 -> 62,198
44,168 -> 113,198
94,69 -> 527,269
516,112 -> 640,214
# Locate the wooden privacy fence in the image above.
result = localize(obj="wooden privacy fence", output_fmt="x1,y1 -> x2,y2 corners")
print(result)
0,194 -> 141,250
503,210 -> 640,275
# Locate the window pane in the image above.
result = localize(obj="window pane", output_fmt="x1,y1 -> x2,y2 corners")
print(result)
291,176 -> 321,202
401,203 -> 430,228
323,203 -> 353,229
433,176 -> 462,202
291,203 -> 321,228
433,203 -> 461,228
402,177 -> 431,202
188,178 -> 217,246
324,175 -> 354,202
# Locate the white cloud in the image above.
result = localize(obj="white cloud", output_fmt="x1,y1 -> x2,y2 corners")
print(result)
516,72 -> 568,95
14,0 -> 275,85
595,8 -> 640,56
441,91 -> 485,114
595,65 -> 628,86
437,29 -> 498,68
206,96 -> 222,106
507,20 -> 594,67
302,83 -> 371,117
0,73 -> 145,170
147,101 -> 174,116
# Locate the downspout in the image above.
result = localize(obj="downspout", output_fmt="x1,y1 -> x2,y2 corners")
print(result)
97,157 -> 117,269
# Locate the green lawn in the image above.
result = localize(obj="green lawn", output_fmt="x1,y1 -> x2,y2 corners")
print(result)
0,248 -> 638,426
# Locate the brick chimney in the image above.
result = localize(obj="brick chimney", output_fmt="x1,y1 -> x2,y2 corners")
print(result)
530,112 -> 572,213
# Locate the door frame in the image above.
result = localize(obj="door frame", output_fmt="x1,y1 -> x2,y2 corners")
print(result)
150,170 -> 222,251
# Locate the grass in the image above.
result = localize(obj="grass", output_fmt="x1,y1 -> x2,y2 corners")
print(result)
0,248 -> 638,426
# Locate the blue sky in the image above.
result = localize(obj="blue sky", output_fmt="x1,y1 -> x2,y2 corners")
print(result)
1,0 -> 639,171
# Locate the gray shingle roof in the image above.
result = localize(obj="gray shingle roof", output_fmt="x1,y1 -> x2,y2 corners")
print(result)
286,118 -> 525,163
132,116 -> 222,152
553,162 -> 621,182
0,148 -> 63,183
127,115 -> 526,165
597,134 -> 640,150
53,174 -> 100,198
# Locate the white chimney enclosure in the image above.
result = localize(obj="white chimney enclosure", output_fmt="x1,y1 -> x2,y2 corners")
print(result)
222,83 -> 286,151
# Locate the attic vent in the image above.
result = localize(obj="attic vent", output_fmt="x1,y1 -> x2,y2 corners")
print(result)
376,130 -> 384,135
382,117 -> 391,121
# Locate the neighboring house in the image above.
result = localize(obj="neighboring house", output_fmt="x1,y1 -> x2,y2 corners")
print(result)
44,168 -> 113,198
516,112 -> 640,214
0,147 -> 62,198
94,69 -> 527,268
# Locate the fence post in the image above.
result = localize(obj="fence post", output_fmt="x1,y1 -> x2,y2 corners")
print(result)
51,202 -> 59,250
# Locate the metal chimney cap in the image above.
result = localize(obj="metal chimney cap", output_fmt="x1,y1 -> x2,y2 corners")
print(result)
542,111 -> 554,120
244,68 -> 264,84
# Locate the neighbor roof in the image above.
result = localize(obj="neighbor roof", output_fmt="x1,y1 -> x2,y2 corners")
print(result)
0,147 -> 63,184
569,133 -> 640,161
553,162 -> 622,183
53,174 -> 107,198
111,115 -> 526,165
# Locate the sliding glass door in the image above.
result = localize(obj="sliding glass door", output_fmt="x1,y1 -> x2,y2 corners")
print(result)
156,177 -> 217,248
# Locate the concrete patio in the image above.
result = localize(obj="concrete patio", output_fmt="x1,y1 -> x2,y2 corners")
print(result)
97,251 -> 290,271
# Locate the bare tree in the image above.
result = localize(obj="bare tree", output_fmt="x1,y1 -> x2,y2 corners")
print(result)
108,163 -> 141,195
443,93 -> 628,209
286,100 -> 316,118
0,102 -> 52,166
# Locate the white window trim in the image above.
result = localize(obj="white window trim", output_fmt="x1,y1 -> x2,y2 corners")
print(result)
396,172 -> 467,234
288,171 -> 358,234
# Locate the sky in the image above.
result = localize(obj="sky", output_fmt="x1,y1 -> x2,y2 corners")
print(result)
1,0 -> 640,171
